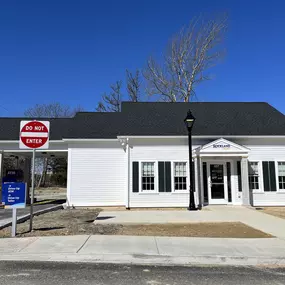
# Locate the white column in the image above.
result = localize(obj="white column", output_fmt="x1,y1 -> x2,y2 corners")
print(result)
66,149 -> 72,207
125,138 -> 130,209
198,156 -> 204,207
194,157 -> 200,206
241,157 -> 250,206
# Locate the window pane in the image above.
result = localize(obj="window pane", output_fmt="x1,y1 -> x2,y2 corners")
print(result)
248,162 -> 259,190
142,162 -> 155,191
174,163 -> 187,190
248,162 -> 259,175
278,162 -> 285,176
278,162 -> 285,190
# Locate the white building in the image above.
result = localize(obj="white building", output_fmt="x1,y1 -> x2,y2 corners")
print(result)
1,102 -> 285,208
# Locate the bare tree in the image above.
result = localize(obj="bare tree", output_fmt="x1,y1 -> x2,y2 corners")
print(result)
96,81 -> 123,112
24,102 -> 84,118
126,69 -> 141,102
96,69 -> 142,112
144,15 -> 227,102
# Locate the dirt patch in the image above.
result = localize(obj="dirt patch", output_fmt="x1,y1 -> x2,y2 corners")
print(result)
258,207 -> 285,220
0,208 -> 272,238
114,223 -> 272,238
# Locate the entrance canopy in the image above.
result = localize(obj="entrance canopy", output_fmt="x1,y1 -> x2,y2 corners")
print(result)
194,138 -> 250,157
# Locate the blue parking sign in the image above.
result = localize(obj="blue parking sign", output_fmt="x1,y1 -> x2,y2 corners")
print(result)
2,182 -> 26,209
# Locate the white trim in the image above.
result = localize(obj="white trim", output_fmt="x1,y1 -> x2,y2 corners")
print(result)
207,160 -> 228,204
66,148 -> 72,207
276,160 -> 285,192
117,135 -> 285,139
172,160 -> 189,193
126,138 -> 131,208
139,161 -> 158,193
197,138 -> 250,156
248,160 -> 263,193
62,138 -> 118,142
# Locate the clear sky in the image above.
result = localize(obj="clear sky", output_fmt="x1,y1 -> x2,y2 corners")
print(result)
0,0 -> 284,116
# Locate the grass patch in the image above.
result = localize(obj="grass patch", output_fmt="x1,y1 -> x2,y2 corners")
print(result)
259,207 -> 285,220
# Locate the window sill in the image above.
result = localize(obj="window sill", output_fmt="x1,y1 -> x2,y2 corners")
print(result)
253,191 -> 285,194
172,191 -> 189,194
137,192 -> 159,195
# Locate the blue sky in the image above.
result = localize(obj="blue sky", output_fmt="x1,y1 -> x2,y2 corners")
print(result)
0,0 -> 284,116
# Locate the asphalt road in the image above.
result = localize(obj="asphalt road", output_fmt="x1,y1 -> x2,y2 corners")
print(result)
0,262 -> 284,285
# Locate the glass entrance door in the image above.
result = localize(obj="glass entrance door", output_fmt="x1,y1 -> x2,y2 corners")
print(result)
208,163 -> 228,204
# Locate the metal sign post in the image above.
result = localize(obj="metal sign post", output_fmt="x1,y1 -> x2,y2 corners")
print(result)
19,120 -> 50,233
12,208 -> 17,237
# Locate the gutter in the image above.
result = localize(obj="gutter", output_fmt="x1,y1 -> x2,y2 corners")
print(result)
117,135 -> 285,139
62,138 -> 118,142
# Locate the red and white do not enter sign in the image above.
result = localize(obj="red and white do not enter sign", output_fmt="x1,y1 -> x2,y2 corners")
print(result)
20,121 -> 50,149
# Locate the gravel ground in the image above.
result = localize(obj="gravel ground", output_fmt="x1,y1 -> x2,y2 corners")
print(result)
0,209 -> 272,238
258,207 -> 285,219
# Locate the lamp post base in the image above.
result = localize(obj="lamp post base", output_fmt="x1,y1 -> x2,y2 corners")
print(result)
187,206 -> 198,211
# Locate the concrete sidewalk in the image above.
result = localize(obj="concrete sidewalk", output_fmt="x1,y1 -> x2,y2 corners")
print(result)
1,235 -> 285,266
95,206 -> 285,240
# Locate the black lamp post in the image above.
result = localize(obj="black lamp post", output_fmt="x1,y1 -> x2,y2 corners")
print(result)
184,110 -> 197,211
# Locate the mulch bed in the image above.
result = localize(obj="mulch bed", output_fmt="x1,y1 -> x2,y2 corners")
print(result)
0,208 -> 272,238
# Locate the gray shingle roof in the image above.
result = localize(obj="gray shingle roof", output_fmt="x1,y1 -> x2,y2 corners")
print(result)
0,102 -> 284,140
119,102 -> 285,136
0,118 -> 72,140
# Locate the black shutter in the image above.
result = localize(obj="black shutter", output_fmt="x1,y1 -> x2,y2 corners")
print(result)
237,161 -> 242,192
269,161 -> 277,192
158,162 -> 165,192
132,162 -> 139,192
227,162 -> 232,202
191,161 -> 195,192
263,161 -> 277,192
263,162 -> 270,191
159,161 -> 171,192
165,162 -> 171,192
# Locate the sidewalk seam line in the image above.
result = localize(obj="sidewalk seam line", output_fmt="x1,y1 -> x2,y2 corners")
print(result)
76,235 -> 91,253
17,237 -> 40,252
154,237 -> 160,255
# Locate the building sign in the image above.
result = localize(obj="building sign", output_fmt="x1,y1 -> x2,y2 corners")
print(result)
213,143 -> 231,149
2,183 -> 26,209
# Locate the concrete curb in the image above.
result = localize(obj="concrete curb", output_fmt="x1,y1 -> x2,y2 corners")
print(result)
0,253 -> 284,267
0,204 -> 63,230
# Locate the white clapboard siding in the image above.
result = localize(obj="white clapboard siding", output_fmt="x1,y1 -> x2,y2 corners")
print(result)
130,140 -> 200,208
245,141 -> 285,206
253,193 -> 285,206
67,142 -> 126,206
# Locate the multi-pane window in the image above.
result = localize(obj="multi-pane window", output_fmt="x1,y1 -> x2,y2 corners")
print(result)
141,162 -> 155,191
174,162 -> 187,191
278,162 -> 285,190
248,162 -> 260,190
